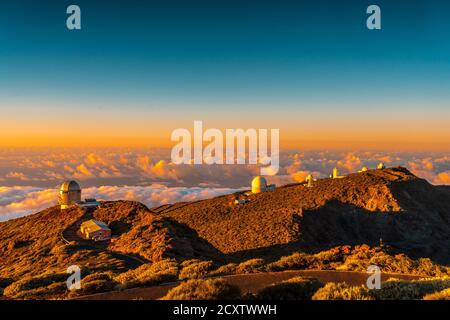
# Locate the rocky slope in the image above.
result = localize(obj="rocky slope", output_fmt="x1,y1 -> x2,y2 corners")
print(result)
1,166 -> 449,284
156,167 -> 450,262
0,201 -> 220,281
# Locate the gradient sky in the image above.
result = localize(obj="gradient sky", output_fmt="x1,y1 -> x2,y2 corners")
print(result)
1,0 -> 450,150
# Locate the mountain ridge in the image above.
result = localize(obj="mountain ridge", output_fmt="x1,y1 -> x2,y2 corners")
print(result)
1,166 -> 450,284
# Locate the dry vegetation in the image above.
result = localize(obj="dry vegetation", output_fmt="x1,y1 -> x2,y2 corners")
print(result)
235,258 -> 266,274
1,244 -> 450,300
310,277 -> 450,300
114,259 -> 179,289
256,276 -> 323,300
423,288 -> 450,300
312,283 -> 373,300
161,278 -> 241,300
1,167 -> 450,300
372,277 -> 450,300
158,167 -> 450,264
67,272 -> 117,298
160,275 -> 450,301
179,259 -> 214,280
265,245 -> 450,277
2,272 -> 68,299
0,201 -> 221,299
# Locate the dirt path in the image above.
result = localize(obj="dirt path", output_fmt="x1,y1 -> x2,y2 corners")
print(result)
73,270 -> 423,300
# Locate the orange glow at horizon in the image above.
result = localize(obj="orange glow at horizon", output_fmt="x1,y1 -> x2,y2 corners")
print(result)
1,105 -> 449,151
1,130 -> 449,151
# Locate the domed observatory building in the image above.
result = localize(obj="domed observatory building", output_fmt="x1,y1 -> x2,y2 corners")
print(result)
377,162 -> 386,170
251,176 -> 276,194
251,176 -> 267,194
59,180 -> 82,209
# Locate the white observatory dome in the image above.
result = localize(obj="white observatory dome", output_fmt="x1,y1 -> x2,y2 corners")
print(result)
59,180 -> 82,209
251,176 -> 267,194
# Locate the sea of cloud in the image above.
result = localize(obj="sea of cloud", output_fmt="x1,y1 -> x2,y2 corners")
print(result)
0,185 -> 241,222
0,148 -> 449,221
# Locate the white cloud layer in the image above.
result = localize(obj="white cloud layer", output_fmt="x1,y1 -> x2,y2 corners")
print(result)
1,148 -> 450,221
0,185 -> 241,222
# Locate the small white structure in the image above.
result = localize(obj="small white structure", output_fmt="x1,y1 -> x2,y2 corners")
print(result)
77,198 -> 100,208
377,162 -> 386,169
331,167 -> 344,179
59,180 -> 82,210
359,166 -> 368,173
306,174 -> 313,187
80,219 -> 111,241
251,176 -> 275,194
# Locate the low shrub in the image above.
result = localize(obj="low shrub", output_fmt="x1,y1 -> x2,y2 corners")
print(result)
179,259 -> 202,268
12,282 -> 67,300
83,271 -> 115,283
335,247 -> 450,277
416,258 -> 449,277
314,247 -> 348,265
115,259 -> 178,289
256,276 -> 323,300
373,277 -> 450,300
236,259 -> 265,274
68,272 -> 117,297
423,288 -> 450,300
266,253 -> 314,271
162,278 -> 241,300
209,263 -> 238,277
179,260 -> 213,280
3,272 -> 67,299
312,282 -> 373,300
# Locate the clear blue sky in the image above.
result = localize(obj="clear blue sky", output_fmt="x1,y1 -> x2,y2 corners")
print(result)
0,0 -> 449,149
1,0 -> 450,107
